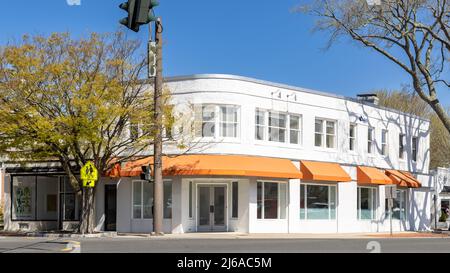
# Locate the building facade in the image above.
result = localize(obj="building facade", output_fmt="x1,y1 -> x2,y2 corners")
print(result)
1,74 -> 433,233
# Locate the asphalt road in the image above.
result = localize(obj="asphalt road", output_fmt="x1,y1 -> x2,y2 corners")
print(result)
1,237 -> 450,253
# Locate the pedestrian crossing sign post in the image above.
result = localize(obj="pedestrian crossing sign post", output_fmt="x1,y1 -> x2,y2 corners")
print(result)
81,161 -> 98,188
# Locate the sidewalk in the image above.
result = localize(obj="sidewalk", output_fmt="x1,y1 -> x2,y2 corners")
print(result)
159,231 -> 449,240
1,230 -> 448,239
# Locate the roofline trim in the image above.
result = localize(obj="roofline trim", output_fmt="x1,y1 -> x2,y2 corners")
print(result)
163,74 -> 430,123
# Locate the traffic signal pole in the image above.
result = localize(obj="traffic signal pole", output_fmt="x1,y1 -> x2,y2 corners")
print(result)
119,0 -> 162,235
152,18 -> 164,235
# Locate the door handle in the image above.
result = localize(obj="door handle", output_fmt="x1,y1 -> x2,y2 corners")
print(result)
210,205 -> 214,213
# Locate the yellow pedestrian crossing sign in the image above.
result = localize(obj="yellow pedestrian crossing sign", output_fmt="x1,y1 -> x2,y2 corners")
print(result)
81,161 -> 98,188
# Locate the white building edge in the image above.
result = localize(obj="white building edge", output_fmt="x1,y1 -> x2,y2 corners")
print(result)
0,74 -> 435,234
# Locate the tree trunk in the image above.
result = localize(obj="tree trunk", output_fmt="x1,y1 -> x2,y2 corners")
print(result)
79,187 -> 96,234
429,100 -> 450,135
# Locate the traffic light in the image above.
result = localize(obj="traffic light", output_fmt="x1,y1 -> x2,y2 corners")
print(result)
119,0 -> 159,32
140,165 -> 152,181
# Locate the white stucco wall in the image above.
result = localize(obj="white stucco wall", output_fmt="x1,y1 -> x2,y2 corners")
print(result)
164,75 -> 430,175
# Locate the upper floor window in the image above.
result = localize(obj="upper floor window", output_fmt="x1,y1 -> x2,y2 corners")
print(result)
349,123 -> 357,151
381,129 -> 388,156
367,127 -> 374,154
412,136 -> 418,162
256,109 -> 302,145
289,115 -> 301,145
269,112 -> 287,143
219,105 -> 239,138
195,104 -> 239,138
399,133 -> 406,159
315,118 -> 336,149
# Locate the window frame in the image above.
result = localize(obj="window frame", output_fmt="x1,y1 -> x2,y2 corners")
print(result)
349,123 -> 357,152
381,129 -> 389,157
299,183 -> 337,220
131,180 -> 172,220
255,109 -> 303,146
357,186 -> 377,221
314,118 -> 337,149
11,175 -> 75,222
367,127 -> 375,154
385,189 -> 408,221
231,181 -> 239,219
399,133 -> 406,160
195,104 -> 241,139
256,180 -> 288,220
412,136 -> 418,162
268,111 -> 287,143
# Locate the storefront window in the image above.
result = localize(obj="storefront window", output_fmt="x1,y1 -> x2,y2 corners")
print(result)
357,187 -> 377,220
12,176 -> 36,220
60,176 -> 80,221
385,189 -> 407,220
37,176 -> 58,221
12,175 -> 78,221
132,180 -> 172,219
164,181 -> 172,219
257,181 -> 287,220
300,184 -> 337,220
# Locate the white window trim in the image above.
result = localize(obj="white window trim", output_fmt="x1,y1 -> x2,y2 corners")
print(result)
195,104 -> 241,141
399,133 -> 406,161
367,126 -> 375,155
300,183 -> 337,221
357,186 -> 377,221
256,180 -> 289,220
131,179 -> 172,220
349,123 -> 357,154
386,189 -> 408,221
314,118 -> 337,150
381,129 -> 389,157
255,109 -> 303,147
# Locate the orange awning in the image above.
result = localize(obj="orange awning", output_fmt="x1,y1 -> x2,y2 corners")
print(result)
385,170 -> 421,188
357,166 -> 393,185
300,160 -> 351,182
107,155 -> 303,179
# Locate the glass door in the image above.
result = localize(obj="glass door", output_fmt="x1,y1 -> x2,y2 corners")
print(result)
197,185 -> 227,232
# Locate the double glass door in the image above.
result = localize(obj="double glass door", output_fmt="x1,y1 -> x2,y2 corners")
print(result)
198,185 -> 227,232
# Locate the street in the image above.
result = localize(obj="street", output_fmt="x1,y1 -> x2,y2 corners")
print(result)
1,236 -> 450,253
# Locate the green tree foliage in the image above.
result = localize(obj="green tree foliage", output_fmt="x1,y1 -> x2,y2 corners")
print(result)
0,32 -> 174,233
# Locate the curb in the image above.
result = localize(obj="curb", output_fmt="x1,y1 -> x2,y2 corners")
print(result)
0,232 -> 118,238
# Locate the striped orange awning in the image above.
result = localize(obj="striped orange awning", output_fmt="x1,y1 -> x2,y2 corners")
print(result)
385,170 -> 421,188
357,166 -> 393,185
107,155 -> 303,179
300,160 -> 351,182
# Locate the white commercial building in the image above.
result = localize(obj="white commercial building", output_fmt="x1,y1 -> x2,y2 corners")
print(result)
1,74 -> 433,233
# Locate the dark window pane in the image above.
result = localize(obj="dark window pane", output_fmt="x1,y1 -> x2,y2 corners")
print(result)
164,181 -> 172,219
306,185 -> 329,219
257,182 -> 262,219
232,182 -> 238,218
264,182 -> 278,219
300,184 -> 305,219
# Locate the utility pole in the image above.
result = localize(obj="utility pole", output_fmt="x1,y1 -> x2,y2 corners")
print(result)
119,0 -> 162,235
153,17 -> 164,235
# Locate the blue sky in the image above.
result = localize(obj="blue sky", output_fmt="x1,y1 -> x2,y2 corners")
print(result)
1,0 -> 448,107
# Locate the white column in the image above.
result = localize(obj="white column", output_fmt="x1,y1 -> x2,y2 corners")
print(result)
248,178 -> 257,233
337,181 -> 358,233
288,179 -> 300,233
